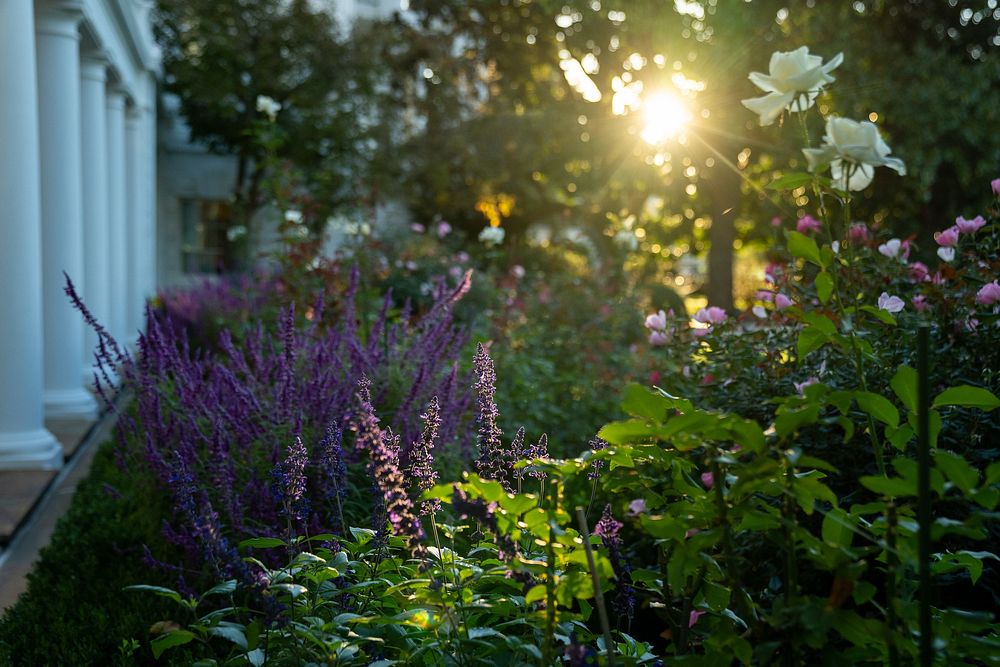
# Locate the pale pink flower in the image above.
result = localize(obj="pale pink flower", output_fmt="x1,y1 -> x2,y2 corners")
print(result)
878,238 -> 904,259
700,471 -> 715,489
756,290 -> 774,302
692,328 -> 710,338
992,178 -> 1000,197
937,247 -> 956,262
775,293 -> 794,309
955,215 -> 986,234
931,271 -> 946,285
771,216 -> 783,227
649,330 -> 669,346
456,251 -> 470,263
689,610 -> 706,627
877,292 -> 905,313
847,222 -> 871,242
976,281 -> 1000,305
410,223 -> 426,234
752,305 -> 767,318
627,499 -> 647,516
796,215 -> 822,234
911,294 -> 929,311
510,265 -> 525,279
693,306 -> 728,325
645,309 -> 668,331
934,226 -> 960,247
965,318 -> 980,332
908,262 -> 930,283
436,221 -> 452,238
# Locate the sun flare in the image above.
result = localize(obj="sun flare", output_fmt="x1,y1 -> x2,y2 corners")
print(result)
640,92 -> 691,144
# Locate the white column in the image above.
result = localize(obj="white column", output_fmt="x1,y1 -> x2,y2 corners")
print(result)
125,108 -> 143,338
80,55 -> 112,383
36,3 -> 98,419
106,86 -> 129,345
141,74 -> 159,308
0,0 -> 62,469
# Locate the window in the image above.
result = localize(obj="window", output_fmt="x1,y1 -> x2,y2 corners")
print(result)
180,199 -> 236,274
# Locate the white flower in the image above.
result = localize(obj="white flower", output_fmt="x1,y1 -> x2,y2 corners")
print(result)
478,226 -> 506,246
831,241 -> 840,255
752,305 -> 768,319
803,117 -> 906,191
741,47 -> 843,126
226,225 -> 247,242
877,292 -> 905,313
937,246 -> 956,262
255,95 -> 281,122
645,310 -> 668,331
878,238 -> 902,259
284,209 -> 303,224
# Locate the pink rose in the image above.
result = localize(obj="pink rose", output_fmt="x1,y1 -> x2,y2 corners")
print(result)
877,292 -> 905,313
410,223 -> 426,234
645,309 -> 668,331
847,222 -> 871,242
700,472 -> 715,488
649,330 -> 669,346
796,215 -> 822,234
955,215 -> 986,235
911,294 -> 929,311
908,262 -> 930,283
992,178 -> 1000,197
934,226 -> 960,247
775,293 -> 793,310
436,221 -> 452,238
756,290 -> 774,302
878,238 -> 904,259
693,306 -> 728,325
976,281 -> 1000,306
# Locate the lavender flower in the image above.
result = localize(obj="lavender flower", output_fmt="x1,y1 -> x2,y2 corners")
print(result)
272,437 -> 309,524
409,397 -> 441,515
588,437 -> 609,480
510,428 -> 527,482
594,504 -> 635,623
524,433 -> 549,480
473,343 -> 512,490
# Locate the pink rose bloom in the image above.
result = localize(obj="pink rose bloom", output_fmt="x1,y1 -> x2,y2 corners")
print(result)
694,306 -> 728,325
931,271 -> 946,286
908,262 -> 930,283
410,223 -> 426,234
955,215 -> 986,234
877,292 -> 905,313
775,293 -> 794,310
976,281 -> 1000,305
771,216 -> 782,227
796,215 -> 822,234
436,221 -> 452,238
911,294 -> 929,311
847,222 -> 871,242
934,226 -> 960,247
900,240 -> 911,260
992,178 -> 1000,196
649,330 -> 669,346
689,610 -> 706,628
700,471 -> 715,489
756,290 -> 774,302
645,309 -> 668,331
510,264 -> 525,279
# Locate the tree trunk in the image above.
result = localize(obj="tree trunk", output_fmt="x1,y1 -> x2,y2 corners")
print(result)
704,152 -> 741,311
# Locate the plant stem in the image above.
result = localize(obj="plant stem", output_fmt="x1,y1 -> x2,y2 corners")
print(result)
575,507 -> 616,667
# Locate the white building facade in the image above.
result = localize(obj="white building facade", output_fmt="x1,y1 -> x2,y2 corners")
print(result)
0,0 -> 159,470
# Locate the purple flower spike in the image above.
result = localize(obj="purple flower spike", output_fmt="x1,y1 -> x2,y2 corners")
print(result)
588,437 -> 609,480
473,343 -> 511,489
409,397 -> 441,515
594,504 -> 635,623
525,433 -> 549,480
273,437 -> 309,524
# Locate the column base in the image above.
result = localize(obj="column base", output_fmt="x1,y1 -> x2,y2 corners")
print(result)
43,387 -> 98,419
0,428 -> 63,470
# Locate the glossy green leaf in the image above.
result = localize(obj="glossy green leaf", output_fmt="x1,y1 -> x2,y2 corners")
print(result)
854,391 -> 899,428
238,537 -> 285,550
934,450 -> 979,493
151,630 -> 195,659
621,383 -> 667,422
821,508 -> 855,548
785,230 -> 823,266
890,365 -> 918,413
933,386 -> 1000,411
815,271 -> 834,303
767,171 -> 815,190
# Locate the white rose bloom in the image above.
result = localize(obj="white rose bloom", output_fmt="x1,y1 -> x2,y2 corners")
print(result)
802,117 -> 905,191
742,47 -> 843,126
478,226 -> 506,246
255,95 -> 282,121
284,209 -> 303,224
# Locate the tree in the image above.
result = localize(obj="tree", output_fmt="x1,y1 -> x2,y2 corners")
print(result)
155,0 -> 382,226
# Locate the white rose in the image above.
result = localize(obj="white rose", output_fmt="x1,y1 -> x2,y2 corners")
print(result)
478,226 -> 505,246
802,117 -> 905,191
742,47 -> 843,126
255,95 -> 281,122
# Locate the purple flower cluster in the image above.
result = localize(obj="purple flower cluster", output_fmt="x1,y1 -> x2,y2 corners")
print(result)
473,343 -> 513,490
588,437 -> 609,480
408,397 -> 441,515
594,504 -> 635,623
273,437 -> 309,525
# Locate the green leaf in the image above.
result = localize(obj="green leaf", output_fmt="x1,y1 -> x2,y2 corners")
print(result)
621,383 -> 667,422
598,419 -> 656,445
207,624 -> 247,649
797,326 -> 829,358
822,508 -> 855,548
767,171 -> 815,190
238,537 -> 285,550
890,365 -> 918,413
702,581 -> 730,611
785,230 -> 823,266
934,450 -> 979,493
815,271 -> 834,304
859,305 -> 896,325
123,585 -> 187,607
854,391 -> 900,428
860,475 -> 916,497
151,630 -> 195,659
933,386 -> 1000,411
640,514 -> 686,540
203,580 -> 237,597
524,584 -> 547,604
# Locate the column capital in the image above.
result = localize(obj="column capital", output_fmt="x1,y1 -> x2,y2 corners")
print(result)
80,52 -> 110,83
35,2 -> 84,39
106,86 -> 129,109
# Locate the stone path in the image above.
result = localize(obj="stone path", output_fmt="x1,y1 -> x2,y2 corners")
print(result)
0,412 -> 113,612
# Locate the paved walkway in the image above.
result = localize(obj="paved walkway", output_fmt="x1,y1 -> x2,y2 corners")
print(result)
0,412 -> 113,612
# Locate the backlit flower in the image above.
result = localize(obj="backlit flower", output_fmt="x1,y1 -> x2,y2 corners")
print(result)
934,226 -> 959,247
976,281 -> 1000,306
775,293 -> 793,310
796,215 -> 822,234
255,95 -> 281,121
693,306 -> 727,325
909,262 -> 930,283
649,330 -> 669,346
878,238 -> 909,260
478,226 -> 505,246
803,117 -> 905,191
645,310 -> 668,331
992,178 -> 1000,196
848,222 -> 871,242
955,215 -> 986,235
742,47 -> 844,126
877,292 -> 905,314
